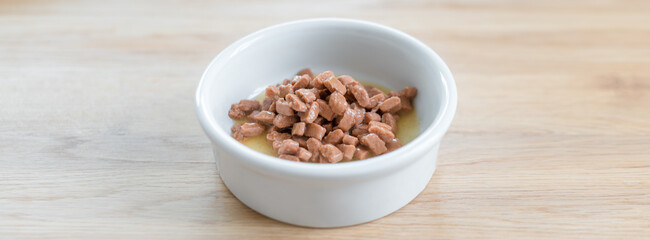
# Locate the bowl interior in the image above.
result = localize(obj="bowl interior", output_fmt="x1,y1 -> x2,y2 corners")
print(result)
199,20 -> 449,148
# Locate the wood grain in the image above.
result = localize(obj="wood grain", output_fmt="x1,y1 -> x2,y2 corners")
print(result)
1,0 -> 649,239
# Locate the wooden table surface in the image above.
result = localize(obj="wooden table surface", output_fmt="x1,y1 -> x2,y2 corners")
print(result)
2,0 -> 649,239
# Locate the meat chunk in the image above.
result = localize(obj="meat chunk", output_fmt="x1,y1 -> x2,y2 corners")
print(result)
319,144 -> 344,163
386,138 -> 402,152
295,88 -> 317,103
261,97 -> 274,111
316,99 -> 335,121
350,84 -> 370,108
324,129 -> 344,144
278,84 -> 292,98
350,124 -> 369,137
304,123 -> 327,140
342,134 -> 359,146
298,68 -> 314,78
329,92 -> 348,115
337,108 -> 356,132
378,96 -> 402,113
292,136 -> 308,148
275,99 -> 294,116
273,114 -> 297,128
292,74 -> 311,91
296,147 -> 313,162
382,113 -> 398,133
369,93 -> 387,109
301,102 -> 320,123
239,100 -> 261,112
360,133 -> 387,155
228,104 -> 246,120
266,85 -> 280,100
399,96 -> 413,111
292,122 -> 306,136
239,123 -> 265,137
306,138 -> 322,162
279,154 -> 300,162
337,75 -> 358,88
369,124 -> 395,142
337,144 -> 356,161
250,111 -> 275,125
369,121 -> 393,131
365,85 -> 384,97
322,75 -> 347,94
364,112 -> 381,123
231,123 -> 244,141
313,71 -> 337,90
266,130 -> 291,142
354,147 -> 371,160
286,93 -> 308,112
277,139 -> 300,155
401,87 -> 418,99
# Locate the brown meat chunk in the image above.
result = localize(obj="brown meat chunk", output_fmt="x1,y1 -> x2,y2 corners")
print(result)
350,124 -> 369,137
368,93 -> 388,109
360,133 -> 387,155
399,96 -> 413,111
279,84 -> 292,98
313,71 -> 337,90
304,123 -> 327,140
382,113 -> 397,133
231,123 -> 244,141
228,104 -> 246,120
365,85 -> 384,97
238,100 -> 261,112
279,154 -> 300,162
239,123 -> 264,136
337,75 -> 358,88
342,134 -> 359,146
323,75 -> 347,95
292,136 -> 308,148
273,114 -> 297,128
292,122 -> 306,136
316,99 -> 335,121
368,124 -> 395,142
369,120 -> 393,131
378,96 -> 402,113
354,147 -> 371,160
262,97 -> 273,111
296,147 -> 312,162
266,130 -> 291,142
319,144 -> 343,163
364,112 -> 381,123
277,139 -> 300,155
353,105 -> 366,125
386,138 -> 402,152
292,74 -> 311,91
301,102 -> 320,123
268,101 -> 276,112
337,144 -> 356,161
329,92 -> 348,115
337,108 -> 356,132
306,138 -> 322,162
323,129 -> 344,144
350,84 -> 370,108
401,87 -> 418,99
275,99 -> 294,116
266,85 -> 280,100
322,122 -> 333,132
298,68 -> 315,78
286,93 -> 308,112
250,111 -> 275,125
295,88 -> 317,103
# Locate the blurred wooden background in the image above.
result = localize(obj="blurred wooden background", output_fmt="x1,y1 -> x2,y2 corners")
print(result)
1,0 -> 649,239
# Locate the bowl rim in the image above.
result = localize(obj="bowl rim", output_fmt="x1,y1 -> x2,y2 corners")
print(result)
195,18 -> 457,180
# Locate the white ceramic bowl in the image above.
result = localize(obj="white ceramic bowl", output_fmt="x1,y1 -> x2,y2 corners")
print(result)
196,18 -> 457,228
